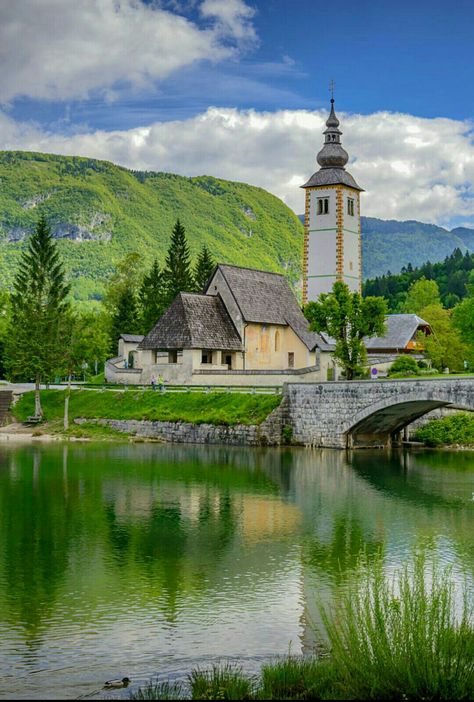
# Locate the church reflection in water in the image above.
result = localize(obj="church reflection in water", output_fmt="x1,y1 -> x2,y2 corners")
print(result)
0,442 -> 473,696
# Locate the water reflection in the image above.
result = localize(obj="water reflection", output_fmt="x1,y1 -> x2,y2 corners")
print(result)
0,443 -> 473,698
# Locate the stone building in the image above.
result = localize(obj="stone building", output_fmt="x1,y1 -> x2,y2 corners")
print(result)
106,264 -> 335,385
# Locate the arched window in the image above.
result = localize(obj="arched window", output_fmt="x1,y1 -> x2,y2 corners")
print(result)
274,330 -> 280,352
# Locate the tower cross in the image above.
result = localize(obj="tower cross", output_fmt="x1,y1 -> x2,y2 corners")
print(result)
329,79 -> 335,101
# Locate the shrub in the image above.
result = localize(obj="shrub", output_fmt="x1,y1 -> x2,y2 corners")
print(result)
322,555 -> 474,700
413,413 -> 474,447
388,355 -> 420,376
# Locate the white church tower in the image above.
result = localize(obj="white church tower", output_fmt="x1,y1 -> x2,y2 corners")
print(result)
302,98 -> 363,303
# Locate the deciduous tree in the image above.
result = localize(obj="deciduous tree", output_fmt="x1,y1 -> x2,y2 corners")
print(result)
304,281 -> 387,380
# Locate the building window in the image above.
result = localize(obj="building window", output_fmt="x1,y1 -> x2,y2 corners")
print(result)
168,350 -> 178,364
347,197 -> 355,216
201,350 -> 212,364
274,330 -> 280,352
288,352 -> 295,369
222,353 -> 232,368
349,261 -> 353,271
317,197 -> 329,215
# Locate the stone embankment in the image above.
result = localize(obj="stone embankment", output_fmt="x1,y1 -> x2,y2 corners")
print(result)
74,398 -> 288,446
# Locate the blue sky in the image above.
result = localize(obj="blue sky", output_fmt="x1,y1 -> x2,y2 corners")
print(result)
0,0 -> 473,226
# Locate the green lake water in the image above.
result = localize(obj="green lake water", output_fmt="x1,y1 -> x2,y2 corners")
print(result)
1,442 -> 474,699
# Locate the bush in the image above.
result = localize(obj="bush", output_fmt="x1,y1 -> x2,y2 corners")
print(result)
388,355 -> 420,376
413,413 -> 474,447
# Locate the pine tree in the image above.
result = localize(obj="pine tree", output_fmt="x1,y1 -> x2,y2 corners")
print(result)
110,286 -> 140,353
5,215 -> 70,416
140,259 -> 166,333
162,219 -> 194,305
193,245 -> 215,293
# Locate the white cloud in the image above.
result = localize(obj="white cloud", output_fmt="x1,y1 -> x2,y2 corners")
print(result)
1,106 -> 474,227
0,0 -> 257,103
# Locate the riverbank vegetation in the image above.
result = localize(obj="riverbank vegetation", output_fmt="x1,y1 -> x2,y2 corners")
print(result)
414,413 -> 474,447
130,556 -> 474,700
14,389 -> 281,427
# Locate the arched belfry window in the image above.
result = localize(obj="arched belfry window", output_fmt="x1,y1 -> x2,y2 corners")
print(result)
275,330 -> 280,352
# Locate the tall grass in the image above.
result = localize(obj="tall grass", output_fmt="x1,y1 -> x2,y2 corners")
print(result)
130,556 -> 474,700
189,663 -> 255,700
322,555 -> 474,699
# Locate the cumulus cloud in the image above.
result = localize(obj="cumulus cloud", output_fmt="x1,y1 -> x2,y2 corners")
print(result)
0,0 -> 257,103
1,106 -> 474,227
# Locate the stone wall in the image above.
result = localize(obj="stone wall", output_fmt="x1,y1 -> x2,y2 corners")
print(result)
74,397 -> 287,446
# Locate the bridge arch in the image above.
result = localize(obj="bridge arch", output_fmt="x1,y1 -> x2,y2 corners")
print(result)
343,388 -> 473,448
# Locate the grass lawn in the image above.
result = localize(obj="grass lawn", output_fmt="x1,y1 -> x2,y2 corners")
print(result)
14,389 -> 282,427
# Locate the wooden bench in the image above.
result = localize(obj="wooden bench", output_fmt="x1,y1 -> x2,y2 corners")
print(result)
25,415 -> 42,425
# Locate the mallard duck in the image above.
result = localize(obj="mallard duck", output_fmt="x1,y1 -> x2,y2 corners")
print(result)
103,677 -> 131,689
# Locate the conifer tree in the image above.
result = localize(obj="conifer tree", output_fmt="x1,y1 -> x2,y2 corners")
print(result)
193,245 -> 215,293
5,215 -> 70,416
140,258 -> 166,333
110,285 -> 140,353
163,219 -> 194,305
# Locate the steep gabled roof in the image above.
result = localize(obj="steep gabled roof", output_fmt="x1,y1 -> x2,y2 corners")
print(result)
365,314 -> 431,350
138,293 -> 242,351
120,334 -> 145,343
210,264 -> 331,351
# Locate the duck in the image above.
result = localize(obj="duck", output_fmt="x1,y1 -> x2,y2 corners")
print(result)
103,677 -> 131,689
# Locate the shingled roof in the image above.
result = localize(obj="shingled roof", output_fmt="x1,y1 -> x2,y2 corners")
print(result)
210,264 -> 331,351
365,314 -> 431,350
301,168 -> 363,191
139,293 -> 242,351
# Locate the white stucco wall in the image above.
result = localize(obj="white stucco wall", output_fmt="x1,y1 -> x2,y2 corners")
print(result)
307,187 -> 338,299
341,189 -> 361,292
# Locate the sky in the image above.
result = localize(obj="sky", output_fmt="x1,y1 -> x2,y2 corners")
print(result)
0,0 -> 473,227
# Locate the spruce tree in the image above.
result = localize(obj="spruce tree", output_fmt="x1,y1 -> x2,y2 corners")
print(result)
140,258 -> 166,333
110,285 -> 140,353
162,219 -> 194,305
5,215 -> 70,416
193,245 -> 215,293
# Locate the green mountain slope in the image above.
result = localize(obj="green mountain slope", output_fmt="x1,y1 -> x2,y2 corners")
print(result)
361,217 -> 471,278
0,151 -> 303,300
297,214 -> 473,279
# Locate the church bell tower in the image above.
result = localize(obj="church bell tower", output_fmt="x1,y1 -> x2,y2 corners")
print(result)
302,98 -> 363,303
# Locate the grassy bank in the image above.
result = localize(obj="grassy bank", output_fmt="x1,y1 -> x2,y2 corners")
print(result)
130,556 -> 474,700
414,413 -> 474,447
14,389 -> 281,427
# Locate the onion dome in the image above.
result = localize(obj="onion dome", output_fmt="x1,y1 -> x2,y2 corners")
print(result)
316,98 -> 349,169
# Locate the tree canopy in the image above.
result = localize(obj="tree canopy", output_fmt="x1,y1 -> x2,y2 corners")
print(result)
304,281 -> 387,380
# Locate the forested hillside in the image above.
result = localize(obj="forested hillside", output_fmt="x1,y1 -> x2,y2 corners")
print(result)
363,248 -> 474,310
0,151 -> 303,301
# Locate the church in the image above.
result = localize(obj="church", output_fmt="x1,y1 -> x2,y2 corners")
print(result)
106,100 -> 430,386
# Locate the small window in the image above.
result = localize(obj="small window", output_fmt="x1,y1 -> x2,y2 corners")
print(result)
168,350 -> 178,364
274,330 -> 281,352
349,261 -> 353,271
317,197 -> 329,215
347,197 -> 355,216
288,352 -> 295,369
201,350 -> 212,364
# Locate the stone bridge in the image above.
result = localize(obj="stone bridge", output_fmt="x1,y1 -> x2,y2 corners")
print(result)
284,378 -> 474,448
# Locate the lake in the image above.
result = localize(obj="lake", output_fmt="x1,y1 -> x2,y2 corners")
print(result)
1,442 -> 473,699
